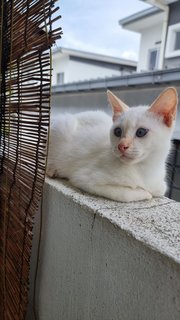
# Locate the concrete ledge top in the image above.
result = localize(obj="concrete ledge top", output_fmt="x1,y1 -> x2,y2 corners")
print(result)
45,177 -> 180,264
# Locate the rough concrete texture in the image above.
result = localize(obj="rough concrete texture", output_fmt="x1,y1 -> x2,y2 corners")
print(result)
36,178 -> 180,320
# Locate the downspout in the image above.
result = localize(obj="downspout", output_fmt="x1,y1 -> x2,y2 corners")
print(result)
146,0 -> 169,69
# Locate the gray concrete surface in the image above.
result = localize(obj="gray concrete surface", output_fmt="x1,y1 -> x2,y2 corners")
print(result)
34,178 -> 180,320
51,85 -> 180,139
51,85 -> 180,112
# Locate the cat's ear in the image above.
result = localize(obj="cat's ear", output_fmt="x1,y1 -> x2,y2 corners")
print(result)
107,90 -> 129,122
148,87 -> 178,127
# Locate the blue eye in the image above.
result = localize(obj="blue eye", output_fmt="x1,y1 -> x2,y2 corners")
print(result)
114,127 -> 122,137
136,128 -> 149,138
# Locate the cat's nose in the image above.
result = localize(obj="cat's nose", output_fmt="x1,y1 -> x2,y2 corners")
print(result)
118,143 -> 129,153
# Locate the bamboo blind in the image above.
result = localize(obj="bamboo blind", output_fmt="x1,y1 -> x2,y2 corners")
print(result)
0,1 -> 62,319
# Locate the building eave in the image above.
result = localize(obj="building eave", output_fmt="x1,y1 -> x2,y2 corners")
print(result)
141,0 -> 178,5
52,47 -> 137,67
119,7 -> 161,28
52,68 -> 180,93
119,0 -> 179,32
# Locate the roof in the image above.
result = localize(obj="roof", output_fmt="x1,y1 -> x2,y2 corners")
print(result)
141,0 -> 178,5
119,7 -> 161,27
119,0 -> 179,32
119,7 -> 164,32
52,47 -> 137,67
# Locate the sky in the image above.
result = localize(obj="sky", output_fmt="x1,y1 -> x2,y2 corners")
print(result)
55,0 -> 151,61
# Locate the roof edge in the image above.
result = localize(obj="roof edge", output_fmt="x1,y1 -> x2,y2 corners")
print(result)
52,68 -> 180,93
52,47 -> 137,67
119,7 -> 162,27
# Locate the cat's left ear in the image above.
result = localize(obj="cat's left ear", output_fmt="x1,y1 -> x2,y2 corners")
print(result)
107,90 -> 129,122
148,87 -> 178,127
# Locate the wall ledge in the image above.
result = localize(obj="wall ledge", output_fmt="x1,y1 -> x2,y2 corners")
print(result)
31,177 -> 180,320
45,177 -> 180,264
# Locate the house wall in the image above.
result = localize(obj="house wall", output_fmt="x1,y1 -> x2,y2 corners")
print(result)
52,54 -> 69,85
164,57 -> 180,69
52,53 -> 135,85
137,23 -> 163,72
66,59 -> 123,83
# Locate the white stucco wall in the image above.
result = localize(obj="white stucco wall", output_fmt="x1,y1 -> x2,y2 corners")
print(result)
65,59 -> 122,83
51,52 -> 131,85
138,23 -> 163,72
28,178 -> 180,320
52,54 -> 69,85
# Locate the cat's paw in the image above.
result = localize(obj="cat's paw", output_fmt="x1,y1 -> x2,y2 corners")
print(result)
120,188 -> 152,202
131,189 -> 152,202
151,183 -> 166,197
142,190 -> 152,200
127,188 -> 152,202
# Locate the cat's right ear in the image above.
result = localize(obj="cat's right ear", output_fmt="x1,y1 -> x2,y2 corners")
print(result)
148,87 -> 178,127
107,90 -> 129,122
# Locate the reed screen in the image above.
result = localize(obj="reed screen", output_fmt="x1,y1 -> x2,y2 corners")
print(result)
0,1 -> 61,318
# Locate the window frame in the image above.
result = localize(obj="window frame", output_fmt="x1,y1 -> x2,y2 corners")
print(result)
56,72 -> 64,85
147,47 -> 160,71
165,23 -> 180,58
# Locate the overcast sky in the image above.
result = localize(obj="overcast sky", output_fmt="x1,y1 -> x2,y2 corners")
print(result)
56,0 -> 151,61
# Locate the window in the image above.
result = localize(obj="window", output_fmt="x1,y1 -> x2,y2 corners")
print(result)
174,31 -> 180,50
148,48 -> 159,70
57,72 -> 64,85
165,23 -> 180,58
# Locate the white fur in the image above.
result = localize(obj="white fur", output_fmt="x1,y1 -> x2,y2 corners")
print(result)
47,107 -> 174,202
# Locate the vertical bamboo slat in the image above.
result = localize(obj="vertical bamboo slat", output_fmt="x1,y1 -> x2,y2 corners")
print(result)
0,1 -> 62,319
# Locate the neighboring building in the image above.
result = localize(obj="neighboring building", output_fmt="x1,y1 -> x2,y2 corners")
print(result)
52,47 -> 137,85
119,0 -> 180,72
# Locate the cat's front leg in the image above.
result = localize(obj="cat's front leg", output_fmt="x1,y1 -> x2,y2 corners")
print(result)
73,178 -> 152,202
118,187 -> 152,202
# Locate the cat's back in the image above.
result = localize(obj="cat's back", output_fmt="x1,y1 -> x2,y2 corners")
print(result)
47,110 -> 112,177
76,110 -> 111,126
51,110 -> 111,139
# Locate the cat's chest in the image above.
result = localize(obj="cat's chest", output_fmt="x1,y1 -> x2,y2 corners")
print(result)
114,162 -> 162,190
108,162 -> 144,189
136,162 -> 165,191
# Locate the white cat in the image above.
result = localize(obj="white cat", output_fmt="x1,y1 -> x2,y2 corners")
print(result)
47,87 -> 178,202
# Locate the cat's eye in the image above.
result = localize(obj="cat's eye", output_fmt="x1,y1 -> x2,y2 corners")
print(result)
136,128 -> 149,138
114,127 -> 122,137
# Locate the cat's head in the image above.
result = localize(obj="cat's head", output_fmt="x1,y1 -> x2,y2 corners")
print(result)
107,88 -> 178,165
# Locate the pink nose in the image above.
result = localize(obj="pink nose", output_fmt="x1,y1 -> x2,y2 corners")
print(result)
118,143 -> 129,152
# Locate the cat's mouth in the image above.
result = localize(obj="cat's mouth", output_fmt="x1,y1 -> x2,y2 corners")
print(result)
120,154 -> 135,161
113,147 -> 142,163
119,152 -> 140,163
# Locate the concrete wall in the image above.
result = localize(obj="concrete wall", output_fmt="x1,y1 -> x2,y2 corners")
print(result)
31,178 -> 180,320
51,85 -> 180,139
